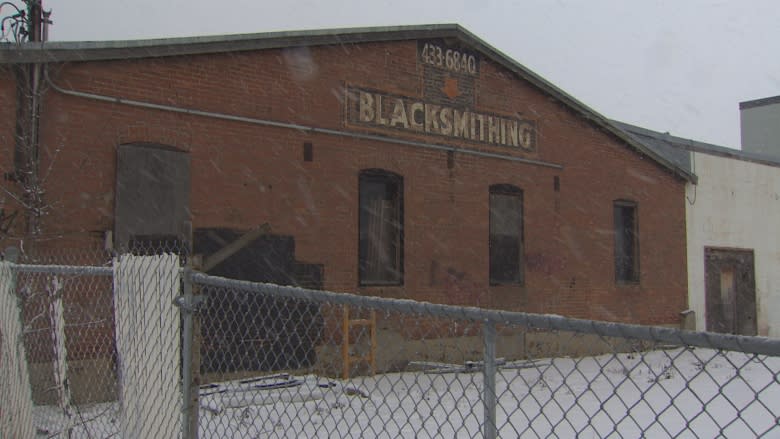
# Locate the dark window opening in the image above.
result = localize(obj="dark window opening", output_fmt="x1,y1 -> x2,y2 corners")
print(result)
194,229 -> 324,373
614,200 -> 639,283
359,169 -> 403,286
489,184 -> 523,285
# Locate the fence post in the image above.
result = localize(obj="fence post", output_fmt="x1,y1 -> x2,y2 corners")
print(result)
48,276 -> 73,434
0,248 -> 35,438
114,254 -> 182,438
181,265 -> 199,439
483,319 -> 497,439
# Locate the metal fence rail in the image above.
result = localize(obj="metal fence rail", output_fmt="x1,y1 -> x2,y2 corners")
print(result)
2,254 -> 780,438
193,273 -> 780,438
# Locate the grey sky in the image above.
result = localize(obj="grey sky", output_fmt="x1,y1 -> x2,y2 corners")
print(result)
28,0 -> 780,148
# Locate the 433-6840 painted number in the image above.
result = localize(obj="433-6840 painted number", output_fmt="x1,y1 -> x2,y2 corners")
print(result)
421,43 -> 477,75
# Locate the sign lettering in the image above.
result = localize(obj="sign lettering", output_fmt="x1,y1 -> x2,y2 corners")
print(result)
348,87 -> 535,151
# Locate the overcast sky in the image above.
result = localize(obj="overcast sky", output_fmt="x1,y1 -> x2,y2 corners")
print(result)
22,0 -> 780,149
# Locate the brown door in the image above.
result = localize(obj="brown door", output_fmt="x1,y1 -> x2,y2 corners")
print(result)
705,248 -> 756,335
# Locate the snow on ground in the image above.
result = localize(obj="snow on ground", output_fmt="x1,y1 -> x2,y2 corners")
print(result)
32,347 -> 780,438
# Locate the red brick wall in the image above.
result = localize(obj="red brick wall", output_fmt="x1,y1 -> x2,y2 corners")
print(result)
0,66 -> 38,243
24,40 -> 687,325
0,67 -> 19,237
0,67 -> 14,160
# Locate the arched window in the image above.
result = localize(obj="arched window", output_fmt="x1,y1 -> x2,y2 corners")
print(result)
359,169 -> 403,285
489,184 -> 523,285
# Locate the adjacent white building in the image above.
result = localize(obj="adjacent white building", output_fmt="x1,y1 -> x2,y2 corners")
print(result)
614,120 -> 780,337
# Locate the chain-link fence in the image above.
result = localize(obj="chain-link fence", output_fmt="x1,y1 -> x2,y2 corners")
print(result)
2,249 -> 780,438
0,244 -> 185,438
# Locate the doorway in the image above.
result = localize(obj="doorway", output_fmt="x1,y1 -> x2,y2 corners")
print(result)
705,248 -> 756,335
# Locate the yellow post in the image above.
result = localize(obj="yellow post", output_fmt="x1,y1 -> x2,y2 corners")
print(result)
342,305 -> 350,380
369,310 -> 377,376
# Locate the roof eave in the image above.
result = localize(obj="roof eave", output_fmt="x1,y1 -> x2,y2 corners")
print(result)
0,24 -> 464,63
614,119 -> 780,171
604,123 -> 699,184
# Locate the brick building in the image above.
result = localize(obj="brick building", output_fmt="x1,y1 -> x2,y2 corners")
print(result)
1,24 -> 693,327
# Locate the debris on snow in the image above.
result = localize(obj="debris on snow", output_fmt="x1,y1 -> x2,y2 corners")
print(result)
409,358 -> 546,374
343,386 -> 369,398
199,374 -> 325,414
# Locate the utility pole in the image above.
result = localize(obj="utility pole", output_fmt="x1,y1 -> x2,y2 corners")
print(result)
1,2 -> 53,240
28,0 -> 41,41
7,1 -> 53,238
24,1 -> 51,42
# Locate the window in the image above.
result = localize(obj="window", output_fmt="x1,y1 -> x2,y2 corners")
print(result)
614,200 -> 639,282
359,169 -> 403,285
489,184 -> 523,284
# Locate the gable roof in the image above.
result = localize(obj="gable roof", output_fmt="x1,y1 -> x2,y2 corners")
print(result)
612,120 -> 780,171
0,24 -> 696,182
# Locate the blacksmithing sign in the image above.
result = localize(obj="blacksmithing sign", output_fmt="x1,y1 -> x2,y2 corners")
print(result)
346,86 -> 536,151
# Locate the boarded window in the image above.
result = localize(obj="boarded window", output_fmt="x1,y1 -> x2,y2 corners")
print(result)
489,184 -> 523,284
115,144 -> 190,252
614,200 -> 639,282
359,170 -> 403,285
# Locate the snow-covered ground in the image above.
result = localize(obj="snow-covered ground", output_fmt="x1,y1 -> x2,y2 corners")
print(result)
32,347 -> 780,438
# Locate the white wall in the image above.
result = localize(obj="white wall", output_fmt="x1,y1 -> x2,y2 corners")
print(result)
686,151 -> 780,336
